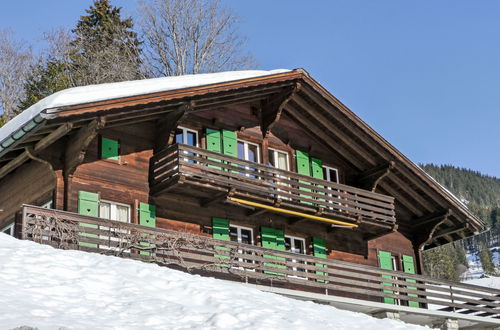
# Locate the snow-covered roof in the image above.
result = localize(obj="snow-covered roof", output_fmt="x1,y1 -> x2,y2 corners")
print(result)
0,69 -> 290,148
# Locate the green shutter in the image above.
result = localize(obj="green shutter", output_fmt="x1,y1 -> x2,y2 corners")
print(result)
262,227 -> 286,276
312,237 -> 327,282
139,203 -> 156,256
403,255 -> 419,308
310,157 -> 326,206
212,218 -> 230,264
77,191 -> 99,248
378,250 -> 395,305
296,150 -> 312,205
206,129 -> 222,169
101,137 -> 119,160
222,130 -> 237,157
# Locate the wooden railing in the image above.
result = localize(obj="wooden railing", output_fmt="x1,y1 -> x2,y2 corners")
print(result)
150,144 -> 396,227
19,205 -> 500,317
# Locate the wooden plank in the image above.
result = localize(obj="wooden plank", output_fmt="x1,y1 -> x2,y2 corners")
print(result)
33,122 -> 74,153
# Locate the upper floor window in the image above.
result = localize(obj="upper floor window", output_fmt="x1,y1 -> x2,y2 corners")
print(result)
101,137 -> 120,161
229,225 -> 254,245
323,165 -> 339,183
237,140 -> 260,163
268,148 -> 289,171
176,127 -> 198,147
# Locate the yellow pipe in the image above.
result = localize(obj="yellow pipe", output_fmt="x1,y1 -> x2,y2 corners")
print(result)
228,197 -> 358,228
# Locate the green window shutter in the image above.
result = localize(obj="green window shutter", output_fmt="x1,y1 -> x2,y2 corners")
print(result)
205,129 -> 222,153
101,137 -> 119,160
403,255 -> 419,308
261,227 -> 276,249
296,150 -> 311,176
139,203 -> 156,227
312,237 -> 327,282
212,217 -> 230,241
78,191 -> 99,217
275,229 -> 285,251
378,250 -> 395,305
296,150 -> 312,205
310,158 -> 324,179
77,191 -> 99,248
261,227 -> 285,276
222,130 -> 237,157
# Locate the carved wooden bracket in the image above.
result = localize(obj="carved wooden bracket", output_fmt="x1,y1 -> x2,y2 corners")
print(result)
357,161 -> 395,192
260,83 -> 301,138
414,208 -> 452,249
154,102 -> 193,153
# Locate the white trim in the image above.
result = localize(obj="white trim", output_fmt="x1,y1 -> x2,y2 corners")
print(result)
322,165 -> 339,183
268,147 -> 290,171
176,126 -> 199,147
285,235 -> 307,279
99,200 -> 131,223
1,222 -> 14,236
229,225 -> 254,245
237,139 -> 260,163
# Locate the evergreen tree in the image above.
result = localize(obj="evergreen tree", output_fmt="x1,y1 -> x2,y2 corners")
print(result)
0,113 -> 6,127
479,242 -> 496,275
69,0 -> 143,86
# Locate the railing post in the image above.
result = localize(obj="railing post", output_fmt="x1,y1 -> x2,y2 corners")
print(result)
450,285 -> 455,312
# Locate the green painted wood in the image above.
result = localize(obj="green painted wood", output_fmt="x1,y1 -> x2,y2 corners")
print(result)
139,203 -> 156,255
101,137 -> 119,160
262,227 -> 286,276
378,250 -> 395,305
296,150 -> 313,205
78,191 -> 99,248
403,255 -> 419,308
212,217 -> 230,264
313,237 -> 327,282
310,157 -> 326,205
222,130 -> 237,157
206,129 -> 222,169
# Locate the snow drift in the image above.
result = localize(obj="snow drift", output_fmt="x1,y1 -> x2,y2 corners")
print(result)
0,234 -> 427,329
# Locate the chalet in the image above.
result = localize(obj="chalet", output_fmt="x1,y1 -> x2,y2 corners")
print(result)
0,69 -> 498,328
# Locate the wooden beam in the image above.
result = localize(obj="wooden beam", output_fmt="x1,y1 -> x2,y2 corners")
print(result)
386,173 -> 434,213
261,83 -> 300,137
0,150 -> 30,180
415,209 -> 451,249
33,122 -> 73,153
154,102 -> 193,153
249,198 -> 282,217
201,188 -> 235,208
377,182 -> 424,217
413,209 -> 452,228
433,223 -> 470,240
357,161 -> 395,191
64,118 -> 105,176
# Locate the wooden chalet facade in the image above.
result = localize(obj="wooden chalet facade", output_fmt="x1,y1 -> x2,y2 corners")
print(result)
1,69 -> 498,325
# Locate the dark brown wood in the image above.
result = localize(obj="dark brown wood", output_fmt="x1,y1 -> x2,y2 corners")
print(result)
261,83 -> 300,137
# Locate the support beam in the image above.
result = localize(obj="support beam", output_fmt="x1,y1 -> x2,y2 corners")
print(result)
288,207 -> 323,225
154,102 -> 193,153
433,223 -> 469,240
248,198 -> 282,217
201,188 -> 235,208
64,118 -> 105,176
413,209 -> 452,228
415,209 -> 452,250
378,182 -> 424,217
261,83 -> 300,137
356,161 -> 395,191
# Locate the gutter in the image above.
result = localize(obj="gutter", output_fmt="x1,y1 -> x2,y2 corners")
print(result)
0,114 -> 46,157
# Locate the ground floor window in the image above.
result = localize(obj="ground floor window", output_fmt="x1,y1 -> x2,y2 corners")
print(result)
98,200 -> 131,251
285,235 -> 307,278
230,225 -> 254,267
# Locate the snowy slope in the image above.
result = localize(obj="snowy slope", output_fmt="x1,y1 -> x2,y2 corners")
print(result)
0,234 -> 428,330
466,275 -> 500,289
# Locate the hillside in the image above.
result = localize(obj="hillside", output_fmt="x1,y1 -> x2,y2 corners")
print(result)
0,234 -> 425,330
420,164 -> 500,281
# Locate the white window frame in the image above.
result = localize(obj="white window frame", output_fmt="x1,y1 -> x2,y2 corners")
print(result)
323,165 -> 339,183
1,222 -> 14,236
391,255 -> 401,305
41,200 -> 53,209
176,126 -> 199,147
229,225 -> 255,271
237,139 -> 260,163
268,147 -> 291,200
285,235 -> 307,279
98,200 -> 131,251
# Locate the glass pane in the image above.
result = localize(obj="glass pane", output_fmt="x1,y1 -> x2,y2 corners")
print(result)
247,144 -> 257,162
240,229 -> 252,244
229,226 -> 239,242
294,239 -> 305,254
99,202 -> 111,219
268,150 -> 276,167
175,129 -> 184,144
285,237 -> 291,251
277,152 -> 288,170
237,142 -> 245,160
116,205 -> 129,223
186,131 -> 197,146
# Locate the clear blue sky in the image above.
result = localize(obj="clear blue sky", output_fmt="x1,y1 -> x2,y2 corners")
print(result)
1,1 -> 499,177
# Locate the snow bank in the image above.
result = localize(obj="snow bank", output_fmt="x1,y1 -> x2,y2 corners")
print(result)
0,234 -> 427,330
0,69 -> 290,146
466,276 -> 500,290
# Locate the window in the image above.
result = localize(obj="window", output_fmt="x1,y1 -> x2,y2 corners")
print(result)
101,137 -> 120,160
1,223 -> 14,236
98,200 -> 131,251
237,140 -> 260,177
175,127 -> 198,146
285,235 -> 307,278
41,200 -> 53,209
268,148 -> 289,171
322,165 -> 339,183
229,225 -> 255,268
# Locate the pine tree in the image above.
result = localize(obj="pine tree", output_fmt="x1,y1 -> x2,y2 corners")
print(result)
69,0 -> 143,86
479,242 -> 496,275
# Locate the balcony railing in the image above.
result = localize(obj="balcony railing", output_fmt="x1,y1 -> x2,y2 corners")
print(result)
18,205 -> 500,318
150,144 -> 396,229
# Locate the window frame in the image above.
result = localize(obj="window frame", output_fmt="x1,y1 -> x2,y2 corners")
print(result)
1,222 -> 14,236
229,224 -> 254,245
237,139 -> 260,163
176,126 -> 199,147
322,165 -> 339,183
284,235 -> 307,279
99,199 -> 131,223
268,147 -> 290,171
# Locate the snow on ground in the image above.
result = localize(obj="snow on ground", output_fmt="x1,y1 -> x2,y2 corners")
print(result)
466,275 -> 500,289
0,234 -> 428,330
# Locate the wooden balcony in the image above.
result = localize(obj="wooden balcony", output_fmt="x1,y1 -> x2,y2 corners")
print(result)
17,205 -> 500,321
150,144 -> 396,232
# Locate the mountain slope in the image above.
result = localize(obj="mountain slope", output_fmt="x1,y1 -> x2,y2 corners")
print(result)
0,234 -> 425,330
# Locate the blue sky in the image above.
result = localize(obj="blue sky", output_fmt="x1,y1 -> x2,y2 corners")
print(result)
1,1 -> 499,177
